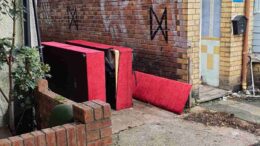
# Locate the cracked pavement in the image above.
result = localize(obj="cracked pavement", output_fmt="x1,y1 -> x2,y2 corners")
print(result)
111,100 -> 260,146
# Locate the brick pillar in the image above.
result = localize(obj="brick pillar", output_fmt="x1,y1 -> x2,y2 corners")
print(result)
186,0 -> 201,97
219,0 -> 254,91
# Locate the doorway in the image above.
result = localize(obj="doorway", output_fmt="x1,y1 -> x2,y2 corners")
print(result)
200,0 -> 222,87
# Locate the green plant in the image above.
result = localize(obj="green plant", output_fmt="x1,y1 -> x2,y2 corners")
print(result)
13,46 -> 50,99
0,0 -> 10,16
0,0 -> 50,134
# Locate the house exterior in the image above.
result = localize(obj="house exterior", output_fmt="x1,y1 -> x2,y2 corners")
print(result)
37,0 -> 255,100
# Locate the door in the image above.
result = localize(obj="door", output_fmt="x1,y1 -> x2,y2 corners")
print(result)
253,0 -> 260,53
200,0 -> 222,87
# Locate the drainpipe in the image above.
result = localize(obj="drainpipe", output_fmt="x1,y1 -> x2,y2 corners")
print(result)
242,0 -> 251,90
32,0 -> 44,62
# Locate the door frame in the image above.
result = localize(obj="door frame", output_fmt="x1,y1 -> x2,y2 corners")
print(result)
199,0 -> 221,87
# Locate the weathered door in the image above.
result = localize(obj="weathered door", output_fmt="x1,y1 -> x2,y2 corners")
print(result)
200,0 -> 222,87
253,0 -> 260,53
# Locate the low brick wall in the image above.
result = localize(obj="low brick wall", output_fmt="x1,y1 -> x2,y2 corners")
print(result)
0,79 -> 112,146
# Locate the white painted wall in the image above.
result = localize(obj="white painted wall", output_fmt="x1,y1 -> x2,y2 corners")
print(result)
0,0 -> 24,127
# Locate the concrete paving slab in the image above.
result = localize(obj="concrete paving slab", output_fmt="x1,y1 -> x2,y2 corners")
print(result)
112,100 -> 260,146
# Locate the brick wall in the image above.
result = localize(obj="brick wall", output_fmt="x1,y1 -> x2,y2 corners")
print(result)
186,0 -> 200,96
37,0 -> 258,95
0,79 -> 113,146
35,79 -> 75,129
220,0 -> 254,91
37,0 -> 200,95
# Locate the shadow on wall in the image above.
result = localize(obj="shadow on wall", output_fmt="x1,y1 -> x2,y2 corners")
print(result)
0,65 -> 9,127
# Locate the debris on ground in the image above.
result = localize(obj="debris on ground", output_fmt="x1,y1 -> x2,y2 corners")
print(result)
221,89 -> 260,102
184,111 -> 260,135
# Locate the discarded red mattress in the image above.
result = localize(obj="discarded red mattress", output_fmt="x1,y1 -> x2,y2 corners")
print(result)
66,40 -> 133,110
41,42 -> 106,102
133,71 -> 192,114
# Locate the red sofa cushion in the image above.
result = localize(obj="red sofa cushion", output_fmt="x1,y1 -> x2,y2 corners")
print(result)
133,71 -> 192,114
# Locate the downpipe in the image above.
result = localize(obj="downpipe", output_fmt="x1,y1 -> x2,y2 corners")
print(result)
242,0 -> 250,91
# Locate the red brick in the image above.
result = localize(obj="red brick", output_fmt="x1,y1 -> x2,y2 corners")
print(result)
100,127 -> 112,138
86,119 -> 111,131
92,100 -> 111,118
42,128 -> 56,146
37,79 -> 48,93
0,139 -> 11,146
31,131 -> 46,146
75,124 -> 87,146
83,101 -> 103,120
73,103 -> 94,123
101,136 -> 112,146
8,136 -> 23,146
101,119 -> 112,128
35,79 -> 75,129
87,140 -> 102,146
20,133 -> 35,146
63,124 -> 77,146
87,130 -> 100,142
52,126 -> 67,146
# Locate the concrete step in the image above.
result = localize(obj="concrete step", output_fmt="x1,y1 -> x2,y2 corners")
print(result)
197,85 -> 227,103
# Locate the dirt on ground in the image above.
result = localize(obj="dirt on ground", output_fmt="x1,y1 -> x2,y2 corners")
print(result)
184,111 -> 260,136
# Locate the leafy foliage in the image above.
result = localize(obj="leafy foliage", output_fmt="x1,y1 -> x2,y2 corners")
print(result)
0,0 -> 50,103
0,0 -> 50,133
0,0 -> 9,16
0,0 -> 24,20
0,38 -> 11,69
0,40 -> 50,108
13,46 -> 50,100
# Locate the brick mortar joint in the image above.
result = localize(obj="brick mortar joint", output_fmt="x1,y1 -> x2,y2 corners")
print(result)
0,121 -> 112,145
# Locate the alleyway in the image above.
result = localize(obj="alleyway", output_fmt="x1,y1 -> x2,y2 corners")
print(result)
111,100 -> 260,146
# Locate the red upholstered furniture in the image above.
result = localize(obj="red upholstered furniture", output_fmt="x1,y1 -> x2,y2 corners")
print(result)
42,42 -> 106,102
133,71 -> 192,114
67,40 -> 133,110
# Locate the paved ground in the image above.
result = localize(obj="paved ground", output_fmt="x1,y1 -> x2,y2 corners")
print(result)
112,100 -> 260,146
200,98 -> 260,124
